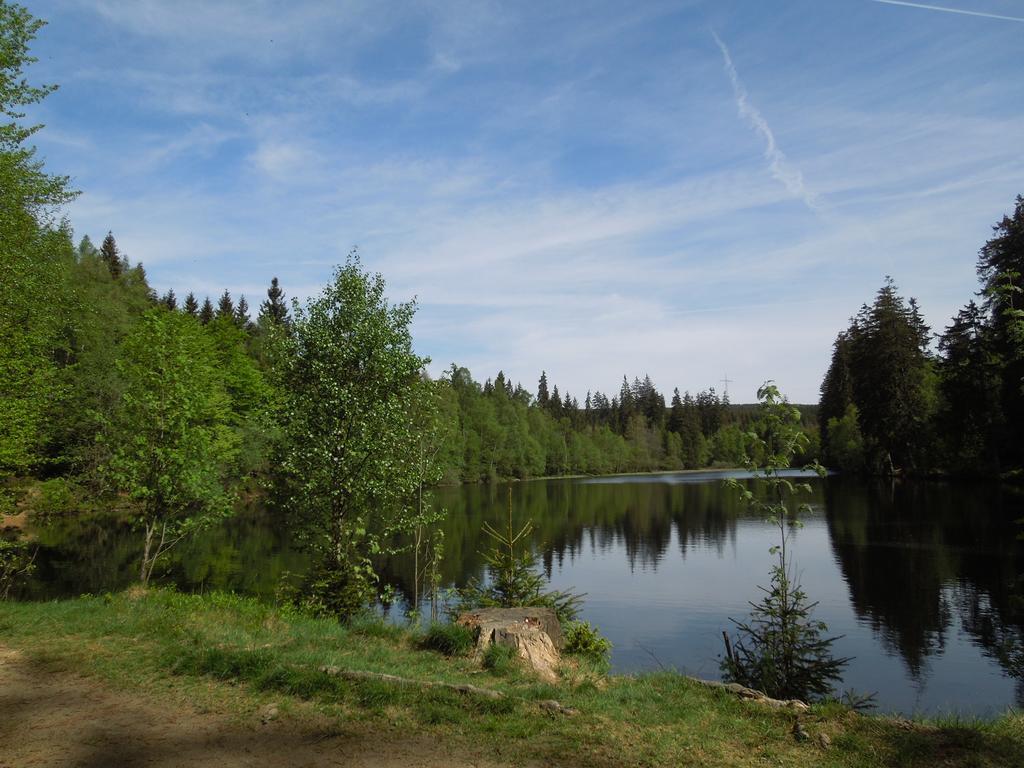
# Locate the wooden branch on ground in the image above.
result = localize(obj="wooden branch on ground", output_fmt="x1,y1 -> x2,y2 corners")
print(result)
318,666 -> 577,715
686,676 -> 809,711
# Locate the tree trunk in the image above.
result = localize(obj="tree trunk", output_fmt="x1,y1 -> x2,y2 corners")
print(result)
140,521 -> 155,585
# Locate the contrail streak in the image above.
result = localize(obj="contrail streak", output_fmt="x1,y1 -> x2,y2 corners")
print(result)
711,31 -> 821,213
869,0 -> 1024,23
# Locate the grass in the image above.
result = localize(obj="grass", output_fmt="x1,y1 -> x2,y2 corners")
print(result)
1,589 -> 1022,767
417,621 -> 477,657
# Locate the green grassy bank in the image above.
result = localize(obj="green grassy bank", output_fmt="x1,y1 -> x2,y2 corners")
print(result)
1,590 -> 1021,767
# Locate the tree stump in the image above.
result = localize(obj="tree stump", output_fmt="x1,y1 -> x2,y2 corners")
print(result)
456,607 -> 563,682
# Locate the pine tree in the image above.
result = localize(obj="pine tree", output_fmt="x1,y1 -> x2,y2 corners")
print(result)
259,276 -> 289,325
721,384 -> 848,701
551,385 -> 562,414
100,231 -> 122,279
199,297 -> 215,325
216,290 -> 234,321
938,302 -> 1003,470
617,376 -> 633,433
183,292 -> 199,317
234,294 -> 251,330
77,235 -> 97,260
846,278 -> 933,472
537,371 -> 550,408
978,195 -> 1024,315
129,262 -> 156,303
819,332 -> 854,460
678,392 -> 706,468
696,388 -> 722,437
975,196 -> 1024,467
160,289 -> 177,311
637,374 -> 664,427
667,388 -> 684,434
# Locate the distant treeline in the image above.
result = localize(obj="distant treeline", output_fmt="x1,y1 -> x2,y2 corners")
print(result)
427,368 -> 820,483
2,227 -> 818,491
819,194 -> 1024,478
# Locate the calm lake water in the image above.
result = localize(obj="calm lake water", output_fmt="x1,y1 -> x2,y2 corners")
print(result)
22,471 -> 1024,717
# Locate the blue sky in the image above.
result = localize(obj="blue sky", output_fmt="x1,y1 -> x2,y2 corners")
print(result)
23,0 -> 1024,402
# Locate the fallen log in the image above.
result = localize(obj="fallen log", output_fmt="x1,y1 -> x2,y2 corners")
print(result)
318,666 -> 577,715
686,676 -> 809,711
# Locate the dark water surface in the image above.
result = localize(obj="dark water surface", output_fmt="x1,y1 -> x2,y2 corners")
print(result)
23,472 -> 1024,716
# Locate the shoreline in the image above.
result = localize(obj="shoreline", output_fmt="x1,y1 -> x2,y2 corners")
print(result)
1,589 -> 1020,767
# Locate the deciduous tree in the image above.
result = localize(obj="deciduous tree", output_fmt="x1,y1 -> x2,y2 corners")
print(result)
100,310 -> 235,585
278,254 -> 430,616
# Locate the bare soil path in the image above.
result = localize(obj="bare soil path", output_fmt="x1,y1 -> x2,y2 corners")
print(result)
0,647 -> 508,768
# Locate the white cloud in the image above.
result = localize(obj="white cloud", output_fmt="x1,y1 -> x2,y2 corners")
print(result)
712,31 -> 822,213
868,0 -> 1024,24
249,140 -> 322,183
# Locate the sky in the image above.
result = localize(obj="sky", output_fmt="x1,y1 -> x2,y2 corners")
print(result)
22,0 -> 1024,402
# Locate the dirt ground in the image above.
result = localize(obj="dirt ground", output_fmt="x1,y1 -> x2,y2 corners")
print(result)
0,647 -> 509,768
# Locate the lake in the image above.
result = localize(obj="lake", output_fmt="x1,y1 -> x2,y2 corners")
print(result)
21,471 -> 1024,716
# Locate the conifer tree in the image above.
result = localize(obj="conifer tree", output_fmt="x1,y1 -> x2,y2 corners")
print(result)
259,276 -> 289,325
978,196 -> 1024,316
128,262 -> 155,302
975,196 -> 1024,466
183,292 -> 199,317
100,231 -> 122,278
696,388 -> 722,437
846,278 -> 933,471
678,392 -> 706,468
937,301 -> 1002,470
819,332 -> 854,460
537,371 -> 550,408
77,235 -> 97,259
199,297 -> 215,325
668,388 -> 684,434
160,289 -> 177,311
234,294 -> 251,330
216,290 -> 234,320
722,384 -> 846,701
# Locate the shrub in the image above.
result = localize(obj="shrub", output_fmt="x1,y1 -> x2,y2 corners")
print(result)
418,621 -> 476,656
563,621 -> 612,666
28,478 -> 79,518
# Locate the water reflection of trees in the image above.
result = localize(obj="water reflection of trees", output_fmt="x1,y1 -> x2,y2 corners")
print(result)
378,478 -> 754,604
24,504 -> 307,600
825,478 -> 1024,703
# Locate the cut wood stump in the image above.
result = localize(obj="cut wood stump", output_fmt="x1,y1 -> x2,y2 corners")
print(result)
456,607 -> 563,682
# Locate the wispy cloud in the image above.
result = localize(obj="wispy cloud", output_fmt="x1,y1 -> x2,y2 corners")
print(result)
711,31 -> 822,213
30,1 -> 1024,401
868,0 -> 1024,24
